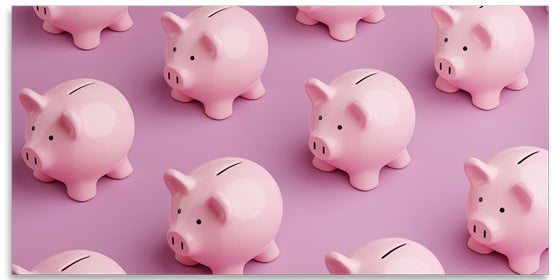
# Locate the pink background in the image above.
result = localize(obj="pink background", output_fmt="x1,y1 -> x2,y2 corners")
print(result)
11,6 -> 548,274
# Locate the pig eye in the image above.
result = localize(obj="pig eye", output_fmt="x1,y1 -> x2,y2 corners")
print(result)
177,208 -> 181,214
499,207 -> 505,213
444,37 -> 448,43
172,47 -> 177,52
196,219 -> 202,225
478,197 -> 483,202
48,135 -> 54,141
463,46 -> 468,51
31,126 -> 36,131
190,56 -> 195,61
337,125 -> 343,130
318,115 -> 323,120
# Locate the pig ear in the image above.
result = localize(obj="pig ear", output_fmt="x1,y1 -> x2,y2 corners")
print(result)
58,110 -> 82,139
208,192 -> 231,224
19,88 -> 47,113
464,157 -> 496,187
12,264 -> 32,275
347,101 -> 371,128
511,183 -> 535,211
325,252 -> 358,274
472,23 -> 494,49
305,78 -> 334,106
432,6 -> 458,29
161,12 -> 187,37
200,32 -> 221,59
163,169 -> 194,196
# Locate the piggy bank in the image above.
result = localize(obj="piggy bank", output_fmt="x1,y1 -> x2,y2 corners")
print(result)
464,146 -> 548,274
33,6 -> 133,50
325,238 -> 445,274
432,6 -> 534,110
12,250 -> 125,274
19,79 -> 135,202
161,6 -> 268,120
305,69 -> 415,191
163,157 -> 283,274
296,6 -> 385,41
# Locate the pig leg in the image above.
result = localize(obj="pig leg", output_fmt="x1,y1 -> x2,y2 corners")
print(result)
33,170 -> 55,183
387,149 -> 411,169
65,180 -> 98,202
253,241 -> 280,263
72,31 -> 102,50
175,254 -> 198,266
211,265 -> 245,274
240,79 -> 265,100
108,12 -> 134,32
508,252 -> 542,274
505,72 -> 529,91
470,91 -> 501,110
296,10 -> 319,25
435,76 -> 460,93
171,89 -> 193,103
106,157 -> 133,179
42,21 -> 63,34
349,169 -> 380,191
361,8 -> 386,23
312,157 -> 336,172
467,236 -> 493,254
203,99 -> 234,120
328,23 -> 357,41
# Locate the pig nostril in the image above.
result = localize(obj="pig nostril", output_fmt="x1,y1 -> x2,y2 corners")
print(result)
180,242 -> 184,250
171,236 -> 174,245
176,76 -> 179,85
26,152 -> 29,161
448,67 -> 451,75
167,72 -> 171,80
473,225 -> 476,233
313,142 -> 316,150
36,6 -> 39,11
322,146 -> 325,155
43,7 -> 46,15
439,63 -> 442,71
483,230 -> 487,238
34,157 -> 37,165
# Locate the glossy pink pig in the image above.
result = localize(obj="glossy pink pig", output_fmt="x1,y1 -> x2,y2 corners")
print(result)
12,250 -> 126,274
432,6 -> 534,110
296,6 -> 385,41
19,79 -> 135,202
33,6 -> 133,50
306,69 -> 415,191
326,238 -> 445,274
161,6 -> 268,120
464,146 -> 548,274
163,157 -> 283,274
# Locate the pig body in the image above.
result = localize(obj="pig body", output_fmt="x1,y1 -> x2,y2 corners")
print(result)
19,79 -> 135,202
163,157 -> 283,274
12,250 -> 126,274
326,238 -> 445,274
464,146 -> 548,274
33,6 -> 133,50
432,6 -> 534,110
161,6 -> 268,120
305,69 -> 415,191
296,6 -> 385,41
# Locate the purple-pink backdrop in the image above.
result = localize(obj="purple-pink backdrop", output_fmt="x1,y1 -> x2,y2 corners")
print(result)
12,6 -> 548,274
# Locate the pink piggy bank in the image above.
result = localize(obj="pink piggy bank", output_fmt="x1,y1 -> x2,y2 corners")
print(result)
161,6 -> 268,120
19,79 -> 135,202
325,238 -> 445,274
12,250 -> 126,274
432,6 -> 534,110
464,146 -> 548,274
163,157 -> 283,274
33,6 -> 133,50
296,6 -> 385,41
305,69 -> 415,191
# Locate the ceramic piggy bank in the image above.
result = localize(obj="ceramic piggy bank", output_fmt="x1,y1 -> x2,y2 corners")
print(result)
305,69 -> 415,191
464,146 -> 548,274
163,157 -> 283,274
296,6 -> 385,41
161,6 -> 268,120
326,238 -> 445,274
33,6 -> 133,50
12,250 -> 126,274
19,79 -> 135,202
432,6 -> 534,110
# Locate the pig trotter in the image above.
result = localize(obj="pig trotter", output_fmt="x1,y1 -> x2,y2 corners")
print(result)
253,241 -> 280,263
106,157 -> 133,179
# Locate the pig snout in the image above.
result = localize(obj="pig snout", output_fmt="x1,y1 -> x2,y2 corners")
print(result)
435,56 -> 462,80
468,218 -> 499,244
34,6 -> 50,20
164,66 -> 190,90
167,230 -> 192,255
21,146 -> 44,171
309,135 -> 336,160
